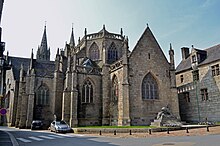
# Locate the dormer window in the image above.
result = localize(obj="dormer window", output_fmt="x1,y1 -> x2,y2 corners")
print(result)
192,55 -> 196,63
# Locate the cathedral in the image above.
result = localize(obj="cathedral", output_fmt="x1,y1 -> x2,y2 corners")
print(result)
5,24 -> 179,128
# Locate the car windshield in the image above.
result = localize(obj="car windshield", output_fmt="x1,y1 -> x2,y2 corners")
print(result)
56,121 -> 66,125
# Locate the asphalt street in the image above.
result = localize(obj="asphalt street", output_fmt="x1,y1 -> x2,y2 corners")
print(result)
1,126 -> 220,146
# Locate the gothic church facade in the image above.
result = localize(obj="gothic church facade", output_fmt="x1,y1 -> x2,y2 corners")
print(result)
5,25 -> 179,128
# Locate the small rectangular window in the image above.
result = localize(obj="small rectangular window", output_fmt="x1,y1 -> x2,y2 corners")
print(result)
183,92 -> 190,102
212,66 -> 216,76
201,88 -> 208,101
216,65 -> 219,76
180,75 -> 184,83
211,64 -> 220,76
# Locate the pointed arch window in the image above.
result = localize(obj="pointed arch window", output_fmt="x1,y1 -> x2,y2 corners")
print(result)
108,43 -> 118,63
36,85 -> 49,105
142,73 -> 158,100
89,43 -> 99,60
112,76 -> 119,101
82,80 -> 93,103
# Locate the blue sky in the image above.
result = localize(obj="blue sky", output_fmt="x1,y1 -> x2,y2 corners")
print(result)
1,0 -> 220,66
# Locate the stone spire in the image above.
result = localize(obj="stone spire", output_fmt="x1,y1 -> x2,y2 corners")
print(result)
169,43 -> 175,70
30,49 -> 34,70
169,43 -> 176,88
36,24 -> 50,61
69,24 -> 75,47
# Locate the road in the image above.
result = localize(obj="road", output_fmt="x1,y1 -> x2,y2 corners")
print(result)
1,126 -> 220,146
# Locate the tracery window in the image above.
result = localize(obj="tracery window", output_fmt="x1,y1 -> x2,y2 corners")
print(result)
108,43 -> 118,63
89,43 -> 99,60
36,85 -> 49,105
112,76 -> 118,101
82,80 -> 93,103
142,73 -> 158,100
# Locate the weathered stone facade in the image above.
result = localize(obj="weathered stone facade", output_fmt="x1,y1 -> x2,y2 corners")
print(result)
176,45 -> 220,123
5,25 -> 179,128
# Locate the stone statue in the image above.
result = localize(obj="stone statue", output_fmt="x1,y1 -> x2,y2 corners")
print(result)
151,106 -> 182,127
156,106 -> 172,120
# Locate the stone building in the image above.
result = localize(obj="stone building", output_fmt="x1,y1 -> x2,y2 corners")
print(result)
5,24 -> 179,128
176,45 -> 220,123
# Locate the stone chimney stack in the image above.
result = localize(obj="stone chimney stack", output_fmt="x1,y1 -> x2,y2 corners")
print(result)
181,47 -> 189,60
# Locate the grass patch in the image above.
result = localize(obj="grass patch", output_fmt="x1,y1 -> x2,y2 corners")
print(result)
215,122 -> 220,125
77,126 -> 156,128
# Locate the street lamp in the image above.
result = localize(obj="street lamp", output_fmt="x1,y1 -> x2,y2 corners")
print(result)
192,58 -> 201,123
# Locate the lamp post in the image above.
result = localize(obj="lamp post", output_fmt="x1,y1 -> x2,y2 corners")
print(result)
192,64 -> 201,123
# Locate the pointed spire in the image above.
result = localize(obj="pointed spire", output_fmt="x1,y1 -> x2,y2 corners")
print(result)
78,37 -> 80,44
41,24 -> 48,50
120,28 -> 123,36
69,24 -> 75,47
36,23 -> 50,61
169,43 -> 175,70
31,48 -> 34,59
103,24 -> 105,30
84,28 -> 87,36
170,43 -> 173,50
30,49 -> 34,69
56,48 -> 60,55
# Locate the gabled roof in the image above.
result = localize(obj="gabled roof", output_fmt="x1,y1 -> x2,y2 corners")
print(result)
9,57 -> 30,80
81,58 -> 98,68
98,25 -> 110,34
130,26 -> 169,64
176,44 -> 220,74
8,56 -> 55,80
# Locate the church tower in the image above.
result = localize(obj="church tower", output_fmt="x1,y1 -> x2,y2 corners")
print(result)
36,25 -> 50,61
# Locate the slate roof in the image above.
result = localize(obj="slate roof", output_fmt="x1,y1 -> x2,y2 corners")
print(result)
81,58 -> 98,68
9,56 -> 55,80
176,44 -> 220,74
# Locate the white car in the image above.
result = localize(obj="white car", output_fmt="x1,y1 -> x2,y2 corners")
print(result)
50,120 -> 72,133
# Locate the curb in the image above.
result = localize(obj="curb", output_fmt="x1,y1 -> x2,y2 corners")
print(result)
4,131 -> 19,146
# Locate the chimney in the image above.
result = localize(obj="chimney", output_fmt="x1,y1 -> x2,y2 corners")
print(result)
181,47 -> 189,60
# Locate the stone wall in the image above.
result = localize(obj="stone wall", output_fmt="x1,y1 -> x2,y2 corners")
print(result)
128,27 -> 178,125
177,60 -> 220,122
77,73 -> 102,126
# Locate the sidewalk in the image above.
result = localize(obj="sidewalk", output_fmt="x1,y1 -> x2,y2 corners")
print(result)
81,126 -> 220,138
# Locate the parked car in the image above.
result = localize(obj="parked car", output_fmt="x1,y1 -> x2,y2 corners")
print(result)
50,120 -> 72,133
31,120 -> 43,130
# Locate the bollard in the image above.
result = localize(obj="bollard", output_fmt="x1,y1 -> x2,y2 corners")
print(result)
186,127 -> 189,133
99,130 -> 102,135
149,128 -> 152,135
129,130 -> 132,135
167,128 -> 170,134
114,130 -> 116,135
207,126 -> 209,132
